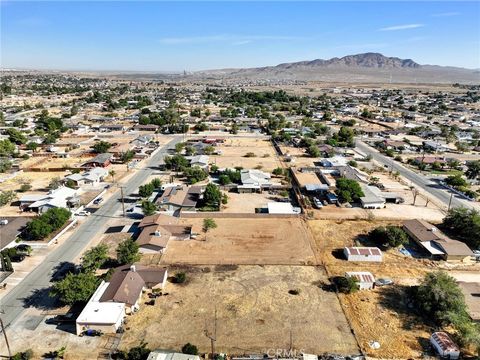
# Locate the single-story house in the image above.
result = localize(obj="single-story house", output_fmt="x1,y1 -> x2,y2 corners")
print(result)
99,124 -> 126,132
344,247 -> 383,262
136,214 -> 192,253
346,271 -> 375,290
430,332 -> 460,359
75,280 -> 125,335
134,124 -> 159,132
19,187 -> 79,213
82,153 -> 113,168
458,282 -> 480,322
320,156 -> 347,168
147,350 -> 201,360
156,186 -> 203,213
403,219 -> 473,262
188,155 -> 209,169
238,169 -> 272,193
65,167 -> 109,187
359,184 -> 386,209
99,264 -> 168,313
0,217 -> 30,252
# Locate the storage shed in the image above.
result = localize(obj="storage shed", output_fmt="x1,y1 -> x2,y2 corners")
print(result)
344,247 -> 383,262
430,332 -> 460,359
345,271 -> 375,290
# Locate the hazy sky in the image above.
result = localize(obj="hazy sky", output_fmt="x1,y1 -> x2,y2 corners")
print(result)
1,1 -> 479,71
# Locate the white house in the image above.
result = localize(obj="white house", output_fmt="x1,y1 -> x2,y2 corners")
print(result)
19,187 -> 79,213
346,271 -> 375,290
188,155 -> 209,169
344,247 -> 383,262
147,351 -> 201,360
75,281 -> 125,335
65,167 -> 109,187
238,169 -> 272,192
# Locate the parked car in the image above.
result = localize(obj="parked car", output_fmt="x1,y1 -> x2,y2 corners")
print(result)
375,278 -> 394,286
80,329 -> 102,337
76,211 -> 91,216
93,197 -> 103,205
0,219 -> 8,226
313,197 -> 323,209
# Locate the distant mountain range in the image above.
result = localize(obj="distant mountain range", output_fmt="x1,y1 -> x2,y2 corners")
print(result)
191,53 -> 479,84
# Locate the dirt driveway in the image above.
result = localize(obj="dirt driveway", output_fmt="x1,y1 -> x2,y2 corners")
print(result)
120,265 -> 359,356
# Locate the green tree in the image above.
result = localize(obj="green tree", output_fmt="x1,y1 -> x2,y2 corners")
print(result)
416,271 -> 468,324
50,272 -> 100,305
173,272 -> 187,284
91,141 -> 112,154
109,170 -> 116,183
6,128 -> 27,144
48,177 -> 62,190
335,178 -> 364,203
126,342 -> 151,360
116,238 -> 141,265
203,183 -> 221,208
151,177 -> 162,188
466,160 -> 480,180
369,225 -> 408,248
203,218 -> 217,233
184,166 -> 208,184
81,244 -> 109,273
0,190 -> 17,207
141,200 -> 157,216
445,174 -> 467,188
120,150 -> 135,163
138,183 -> 155,198
0,139 -> 15,156
272,167 -> 284,176
307,145 -> 321,158
26,142 -> 38,152
443,207 -> 480,249
0,159 -> 12,173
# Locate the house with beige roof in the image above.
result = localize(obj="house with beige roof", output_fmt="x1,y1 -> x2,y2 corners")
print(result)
136,214 -> 192,253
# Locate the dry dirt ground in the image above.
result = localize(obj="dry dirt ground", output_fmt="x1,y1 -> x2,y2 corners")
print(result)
221,191 -> 281,213
119,265 -> 360,356
308,219 -> 440,358
210,138 -> 282,172
160,218 -> 317,265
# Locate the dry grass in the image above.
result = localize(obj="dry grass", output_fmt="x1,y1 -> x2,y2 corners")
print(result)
120,265 -> 359,355
160,218 -> 317,265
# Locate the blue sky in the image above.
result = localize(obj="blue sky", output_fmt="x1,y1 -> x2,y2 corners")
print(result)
1,1 -> 479,71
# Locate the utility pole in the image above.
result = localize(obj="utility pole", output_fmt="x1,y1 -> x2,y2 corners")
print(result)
447,192 -> 453,212
0,313 -> 12,359
205,304 -> 217,359
120,186 -> 126,217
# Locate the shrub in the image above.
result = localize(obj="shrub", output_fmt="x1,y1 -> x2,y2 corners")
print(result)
181,343 -> 198,355
335,276 -> 359,294
18,184 -> 32,192
116,239 -> 140,265
173,272 -> 186,284
244,152 -> 256,158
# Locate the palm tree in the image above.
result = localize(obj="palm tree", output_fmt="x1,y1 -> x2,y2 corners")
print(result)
109,170 -> 116,183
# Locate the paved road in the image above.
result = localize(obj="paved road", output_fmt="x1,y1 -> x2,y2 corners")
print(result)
0,136 -> 182,328
356,140 -> 477,211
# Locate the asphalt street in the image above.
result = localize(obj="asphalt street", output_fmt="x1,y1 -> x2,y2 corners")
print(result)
0,136 -> 182,328
356,140 -> 477,211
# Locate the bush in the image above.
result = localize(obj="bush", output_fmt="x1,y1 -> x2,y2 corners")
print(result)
272,167 -> 284,176
12,349 -> 34,360
443,207 -> 480,249
181,343 -> 198,355
335,276 -> 359,294
244,152 -> 256,158
18,184 -> 32,192
369,225 -> 408,248
173,272 -> 186,284
138,183 -> 154,198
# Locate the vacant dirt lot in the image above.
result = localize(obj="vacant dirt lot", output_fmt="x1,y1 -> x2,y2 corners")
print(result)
120,265 -> 359,355
210,138 -> 282,172
221,191 -> 280,213
161,218 -> 317,265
